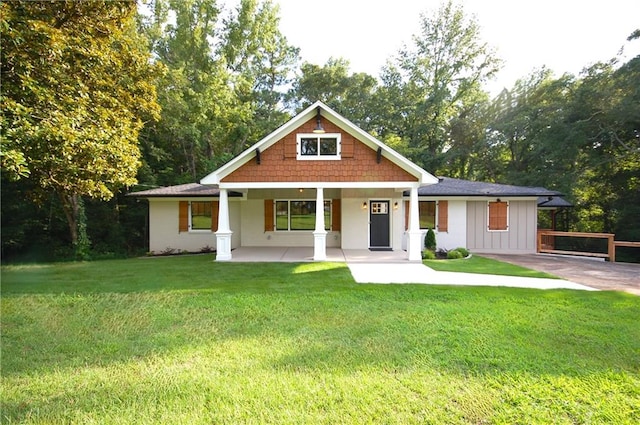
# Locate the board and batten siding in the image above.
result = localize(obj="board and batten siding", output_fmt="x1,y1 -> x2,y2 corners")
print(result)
466,200 -> 537,253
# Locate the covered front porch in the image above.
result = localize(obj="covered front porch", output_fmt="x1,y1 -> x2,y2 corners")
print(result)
214,186 -> 426,262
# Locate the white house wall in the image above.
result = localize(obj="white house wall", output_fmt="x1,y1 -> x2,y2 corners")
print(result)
148,199 -> 241,253
436,200 -> 467,250
466,200 -> 537,253
341,188 -> 404,250
240,189 -> 341,248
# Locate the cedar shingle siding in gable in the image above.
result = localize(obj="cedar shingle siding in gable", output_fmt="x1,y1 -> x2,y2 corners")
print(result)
222,118 -> 417,184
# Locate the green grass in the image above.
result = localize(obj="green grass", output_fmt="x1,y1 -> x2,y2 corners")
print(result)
425,254 -> 560,278
2,256 -> 639,424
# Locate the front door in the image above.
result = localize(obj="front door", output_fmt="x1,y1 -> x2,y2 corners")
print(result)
369,200 -> 390,248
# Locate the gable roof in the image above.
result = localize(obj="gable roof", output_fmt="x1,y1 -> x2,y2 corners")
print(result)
408,177 -> 564,198
128,183 -> 242,198
200,101 -> 438,187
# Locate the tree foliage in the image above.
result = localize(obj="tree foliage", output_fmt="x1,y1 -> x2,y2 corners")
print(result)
376,0 -> 501,172
1,0 -> 162,252
138,0 -> 298,184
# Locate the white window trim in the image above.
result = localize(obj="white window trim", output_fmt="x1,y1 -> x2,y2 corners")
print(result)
189,201 -> 213,233
296,133 -> 341,160
487,200 -> 509,232
274,199 -> 332,232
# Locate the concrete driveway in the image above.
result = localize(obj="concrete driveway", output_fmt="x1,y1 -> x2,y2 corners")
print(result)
480,254 -> 640,296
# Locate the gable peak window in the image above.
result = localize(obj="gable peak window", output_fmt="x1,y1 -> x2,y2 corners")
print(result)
297,133 -> 341,160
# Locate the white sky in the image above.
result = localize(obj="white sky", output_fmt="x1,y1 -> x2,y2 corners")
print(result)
273,0 -> 640,95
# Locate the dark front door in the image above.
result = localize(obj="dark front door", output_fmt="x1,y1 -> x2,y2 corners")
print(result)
369,200 -> 390,248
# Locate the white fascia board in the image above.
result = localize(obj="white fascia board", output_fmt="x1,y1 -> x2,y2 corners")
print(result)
219,181 -> 421,190
201,100 -> 438,186
318,103 -> 438,185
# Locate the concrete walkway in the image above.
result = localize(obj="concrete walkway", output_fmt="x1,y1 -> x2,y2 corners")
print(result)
347,263 -> 596,291
230,247 -> 596,291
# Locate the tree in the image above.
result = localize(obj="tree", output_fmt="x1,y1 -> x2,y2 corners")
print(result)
1,0 -> 161,255
377,0 -> 501,172
288,58 -> 379,130
223,0 -> 299,147
479,68 -> 578,188
139,0 -> 298,183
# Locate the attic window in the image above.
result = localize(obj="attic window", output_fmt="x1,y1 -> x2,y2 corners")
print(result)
297,134 -> 341,160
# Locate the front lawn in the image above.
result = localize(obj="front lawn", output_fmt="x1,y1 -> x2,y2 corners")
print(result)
425,254 -> 559,278
2,256 -> 639,424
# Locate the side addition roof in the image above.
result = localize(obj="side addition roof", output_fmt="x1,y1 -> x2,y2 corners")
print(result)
407,177 -> 565,198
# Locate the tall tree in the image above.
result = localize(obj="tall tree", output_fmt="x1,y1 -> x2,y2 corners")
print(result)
480,68 -> 578,188
288,58 -> 378,131
378,0 -> 501,172
223,0 -> 299,148
1,0 -> 161,254
139,0 -> 232,183
139,0 -> 298,183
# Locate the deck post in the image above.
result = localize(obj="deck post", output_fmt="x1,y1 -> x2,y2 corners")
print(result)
215,188 -> 233,261
313,187 -> 327,261
608,235 -> 615,263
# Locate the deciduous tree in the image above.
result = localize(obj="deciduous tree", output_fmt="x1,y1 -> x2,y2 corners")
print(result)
1,0 -> 161,255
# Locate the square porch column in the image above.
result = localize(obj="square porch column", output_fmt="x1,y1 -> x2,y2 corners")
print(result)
407,187 -> 423,261
215,188 -> 233,261
313,187 -> 327,261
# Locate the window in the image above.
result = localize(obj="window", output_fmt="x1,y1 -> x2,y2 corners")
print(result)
297,134 -> 341,160
419,201 -> 436,229
190,201 -> 212,230
488,201 -> 509,231
275,200 -> 331,231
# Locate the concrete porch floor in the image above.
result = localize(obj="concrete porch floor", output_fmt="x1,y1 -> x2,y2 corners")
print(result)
229,247 -> 414,263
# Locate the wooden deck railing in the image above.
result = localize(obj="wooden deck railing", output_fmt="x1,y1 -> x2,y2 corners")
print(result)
537,230 -> 613,259
537,230 -> 640,262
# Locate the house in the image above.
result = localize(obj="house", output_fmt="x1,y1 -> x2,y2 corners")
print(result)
130,101 -> 565,261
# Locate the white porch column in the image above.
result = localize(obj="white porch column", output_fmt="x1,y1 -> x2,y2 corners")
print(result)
407,186 -> 422,261
313,187 -> 327,261
215,188 -> 233,261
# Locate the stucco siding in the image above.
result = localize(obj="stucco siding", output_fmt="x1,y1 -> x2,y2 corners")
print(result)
148,199 -> 241,253
466,200 -> 537,253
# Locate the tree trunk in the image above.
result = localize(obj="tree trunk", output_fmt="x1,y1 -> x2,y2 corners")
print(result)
59,191 -> 80,246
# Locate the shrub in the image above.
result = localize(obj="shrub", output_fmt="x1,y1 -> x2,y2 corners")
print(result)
425,228 -> 437,251
447,249 -> 464,259
422,249 -> 436,260
454,247 -> 470,257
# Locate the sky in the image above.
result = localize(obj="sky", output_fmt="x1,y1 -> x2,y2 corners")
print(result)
273,0 -> 640,95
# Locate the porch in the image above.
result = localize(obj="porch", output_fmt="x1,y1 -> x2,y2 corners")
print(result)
228,246 -> 414,263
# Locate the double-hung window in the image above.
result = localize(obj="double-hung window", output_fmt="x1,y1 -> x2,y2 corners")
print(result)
297,134 -> 341,160
190,201 -> 212,230
275,200 -> 331,231
418,201 -> 436,229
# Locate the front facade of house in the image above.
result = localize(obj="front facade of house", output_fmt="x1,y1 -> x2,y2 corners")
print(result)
132,102 -> 564,260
